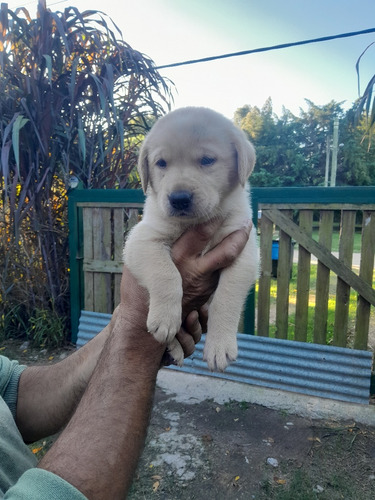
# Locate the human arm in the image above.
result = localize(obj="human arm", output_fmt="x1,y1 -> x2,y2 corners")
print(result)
15,297 -> 199,444
35,220 -> 252,499
16,220 -> 251,444
15,313 -> 113,443
15,220 -> 252,499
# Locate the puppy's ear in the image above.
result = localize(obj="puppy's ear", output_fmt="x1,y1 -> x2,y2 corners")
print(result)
233,129 -> 256,187
137,142 -> 149,193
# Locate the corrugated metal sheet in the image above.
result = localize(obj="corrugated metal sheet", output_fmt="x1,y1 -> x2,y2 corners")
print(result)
174,334 -> 373,405
76,310 -> 112,349
77,311 -> 373,405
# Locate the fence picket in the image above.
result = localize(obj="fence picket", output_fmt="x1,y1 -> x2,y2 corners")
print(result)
83,207 -> 94,311
113,208 -> 124,308
313,211 -> 334,345
355,211 -> 375,349
333,211 -> 356,347
275,210 -> 292,339
295,210 -> 313,342
257,213 -> 273,337
92,207 -> 112,313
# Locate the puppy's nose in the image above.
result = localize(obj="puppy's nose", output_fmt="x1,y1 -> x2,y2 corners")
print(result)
168,190 -> 193,211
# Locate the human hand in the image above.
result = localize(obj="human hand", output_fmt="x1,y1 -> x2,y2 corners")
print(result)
161,310 -> 203,366
171,219 -> 253,319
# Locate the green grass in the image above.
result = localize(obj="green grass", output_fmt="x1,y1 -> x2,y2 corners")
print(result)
266,468 -> 359,500
269,470 -> 316,500
312,229 -> 362,253
263,263 -> 363,345
244,229 -> 373,341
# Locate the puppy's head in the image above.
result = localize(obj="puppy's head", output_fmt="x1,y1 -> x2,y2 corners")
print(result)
138,107 -> 256,220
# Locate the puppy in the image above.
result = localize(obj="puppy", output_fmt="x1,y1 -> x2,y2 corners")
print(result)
123,107 -> 259,371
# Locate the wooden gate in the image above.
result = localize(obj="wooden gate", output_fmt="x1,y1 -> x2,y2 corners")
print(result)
252,187 -> 375,352
68,189 -> 145,336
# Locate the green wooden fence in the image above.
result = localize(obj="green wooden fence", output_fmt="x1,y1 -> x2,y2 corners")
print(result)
68,187 -> 375,358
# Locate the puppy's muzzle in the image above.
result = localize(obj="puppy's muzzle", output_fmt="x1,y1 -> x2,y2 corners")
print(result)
168,190 -> 193,214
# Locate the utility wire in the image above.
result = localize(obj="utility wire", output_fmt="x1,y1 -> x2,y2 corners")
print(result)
9,0 -> 68,10
155,27 -> 375,70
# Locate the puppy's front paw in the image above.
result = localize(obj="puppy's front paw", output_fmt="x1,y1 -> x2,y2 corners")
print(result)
203,335 -> 238,372
147,302 -> 182,344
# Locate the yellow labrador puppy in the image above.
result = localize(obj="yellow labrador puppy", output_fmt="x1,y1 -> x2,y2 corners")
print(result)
124,107 -> 259,371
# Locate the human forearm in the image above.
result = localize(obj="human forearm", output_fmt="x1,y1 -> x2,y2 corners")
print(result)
38,304 -> 164,499
16,314 -> 114,442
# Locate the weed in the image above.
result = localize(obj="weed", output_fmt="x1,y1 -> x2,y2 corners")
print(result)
224,400 -> 235,410
28,307 -> 66,347
278,409 -> 290,419
0,304 -> 29,341
260,478 -> 273,494
223,400 -> 250,411
239,401 -> 250,410
274,470 -> 316,500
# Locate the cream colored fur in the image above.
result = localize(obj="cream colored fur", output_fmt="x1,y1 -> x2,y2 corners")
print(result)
123,107 -> 259,371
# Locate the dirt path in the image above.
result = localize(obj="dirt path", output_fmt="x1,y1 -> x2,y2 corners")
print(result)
129,384 -> 375,500
1,340 -> 374,500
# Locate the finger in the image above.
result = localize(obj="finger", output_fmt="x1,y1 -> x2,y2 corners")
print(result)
171,219 -> 222,262
175,329 -> 196,358
198,304 -> 209,334
184,310 -> 202,344
197,221 -> 253,273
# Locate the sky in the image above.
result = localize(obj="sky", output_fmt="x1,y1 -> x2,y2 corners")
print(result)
9,0 -> 375,119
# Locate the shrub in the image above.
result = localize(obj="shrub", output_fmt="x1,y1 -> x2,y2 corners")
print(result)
0,1 -> 172,342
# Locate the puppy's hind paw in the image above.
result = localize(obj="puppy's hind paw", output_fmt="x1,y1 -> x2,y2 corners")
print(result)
203,338 -> 238,372
166,338 -> 184,367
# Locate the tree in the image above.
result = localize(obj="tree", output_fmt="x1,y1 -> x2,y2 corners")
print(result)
296,100 -> 344,185
234,99 -> 368,187
235,99 -> 310,186
0,1 -> 172,341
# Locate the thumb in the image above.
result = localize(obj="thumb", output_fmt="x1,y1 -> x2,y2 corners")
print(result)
171,219 -> 222,262
197,221 -> 253,273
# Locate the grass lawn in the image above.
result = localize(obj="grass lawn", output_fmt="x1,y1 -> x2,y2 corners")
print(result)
251,225 -> 373,344
268,264 -> 355,344
312,229 -> 362,253
257,263 -> 374,346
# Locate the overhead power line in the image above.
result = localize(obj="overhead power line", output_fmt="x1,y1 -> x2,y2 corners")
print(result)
9,0 -> 68,10
155,27 -> 375,70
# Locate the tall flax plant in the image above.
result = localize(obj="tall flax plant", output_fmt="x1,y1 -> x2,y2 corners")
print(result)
0,1 -> 172,340
356,41 -> 375,141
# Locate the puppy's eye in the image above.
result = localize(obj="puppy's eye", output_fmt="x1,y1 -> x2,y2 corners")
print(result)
156,159 -> 167,168
200,156 -> 216,167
